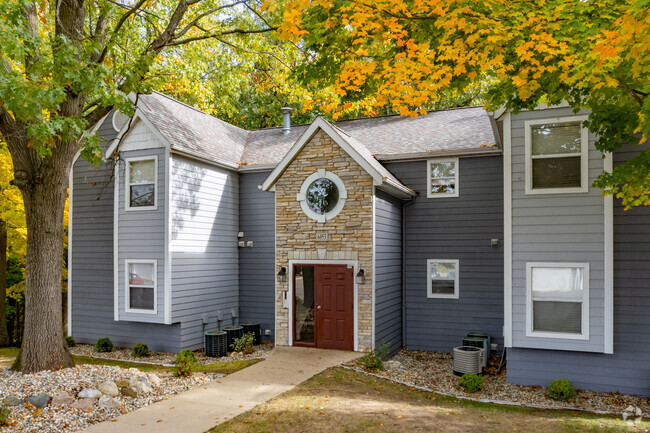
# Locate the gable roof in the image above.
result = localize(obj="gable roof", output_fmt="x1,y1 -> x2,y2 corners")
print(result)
260,117 -> 415,198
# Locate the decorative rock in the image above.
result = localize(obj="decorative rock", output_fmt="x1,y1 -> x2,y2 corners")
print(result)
98,381 -> 119,397
115,380 -> 130,387
147,373 -> 161,386
386,360 -> 401,369
78,388 -> 102,399
51,391 -> 75,406
120,386 -> 137,398
27,393 -> 50,409
98,395 -> 117,409
71,398 -> 96,412
130,380 -> 153,394
2,395 -> 23,407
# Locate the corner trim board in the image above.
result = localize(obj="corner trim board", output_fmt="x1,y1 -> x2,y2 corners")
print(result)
165,150 -> 172,324
113,162 -> 120,321
604,152 -> 614,354
503,112 -> 513,347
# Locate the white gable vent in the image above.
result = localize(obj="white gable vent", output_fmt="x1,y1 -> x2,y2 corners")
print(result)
112,110 -> 130,132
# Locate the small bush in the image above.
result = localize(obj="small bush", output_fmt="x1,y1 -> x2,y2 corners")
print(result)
231,332 -> 255,355
174,349 -> 198,377
548,379 -> 576,401
0,404 -> 10,426
359,342 -> 390,371
95,337 -> 114,353
65,336 -> 76,347
458,373 -> 484,393
131,343 -> 150,357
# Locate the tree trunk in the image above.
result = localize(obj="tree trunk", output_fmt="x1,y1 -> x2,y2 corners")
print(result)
11,170 -> 73,372
0,219 -> 10,347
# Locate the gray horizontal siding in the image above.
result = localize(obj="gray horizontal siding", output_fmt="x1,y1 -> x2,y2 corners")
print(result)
507,143 -> 650,396
117,146 -> 167,323
387,157 -> 504,352
71,115 -> 180,353
510,107 -> 605,352
170,155 -> 240,349
238,171 -> 276,340
374,190 -> 403,356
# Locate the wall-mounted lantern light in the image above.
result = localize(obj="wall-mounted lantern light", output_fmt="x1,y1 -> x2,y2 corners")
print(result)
277,267 -> 287,283
356,269 -> 365,284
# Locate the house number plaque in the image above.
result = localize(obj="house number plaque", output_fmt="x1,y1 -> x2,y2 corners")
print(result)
316,232 -> 330,242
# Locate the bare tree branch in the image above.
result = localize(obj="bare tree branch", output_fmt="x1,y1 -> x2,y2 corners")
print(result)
96,0 -> 150,63
215,36 -> 291,69
174,0 -> 248,39
167,26 -> 276,47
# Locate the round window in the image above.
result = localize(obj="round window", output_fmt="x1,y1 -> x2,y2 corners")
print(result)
297,169 -> 347,222
307,178 -> 339,215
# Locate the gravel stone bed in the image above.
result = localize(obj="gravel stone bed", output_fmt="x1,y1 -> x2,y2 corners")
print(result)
69,341 -> 273,365
349,349 -> 649,417
0,364 -> 222,432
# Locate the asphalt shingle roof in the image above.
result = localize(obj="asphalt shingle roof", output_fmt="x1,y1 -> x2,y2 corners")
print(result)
137,92 -> 498,169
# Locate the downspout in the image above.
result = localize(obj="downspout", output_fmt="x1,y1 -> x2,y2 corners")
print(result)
401,195 -> 417,349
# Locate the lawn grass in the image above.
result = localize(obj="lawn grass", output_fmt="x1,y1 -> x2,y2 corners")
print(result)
211,367 -> 647,433
1,348 -> 263,376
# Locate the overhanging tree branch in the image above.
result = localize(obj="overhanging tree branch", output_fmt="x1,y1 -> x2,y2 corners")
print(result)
167,26 -> 277,47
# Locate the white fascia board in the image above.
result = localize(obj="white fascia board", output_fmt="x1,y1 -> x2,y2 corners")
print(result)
261,117 -> 385,191
604,152 -> 614,354
376,178 -> 416,199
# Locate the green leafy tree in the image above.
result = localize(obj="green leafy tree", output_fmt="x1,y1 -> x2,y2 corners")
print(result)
0,0 -> 277,373
278,0 -> 649,208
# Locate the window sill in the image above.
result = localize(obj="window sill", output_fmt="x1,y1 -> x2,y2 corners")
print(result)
525,330 -> 589,340
524,186 -> 589,195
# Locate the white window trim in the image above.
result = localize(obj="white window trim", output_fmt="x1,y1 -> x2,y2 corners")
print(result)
524,116 -> 589,195
526,262 -> 589,340
125,259 -> 158,315
427,157 -> 459,198
297,169 -> 348,223
427,259 -> 459,299
125,155 -> 158,211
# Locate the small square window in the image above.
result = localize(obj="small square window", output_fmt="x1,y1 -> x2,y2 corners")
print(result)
126,261 -> 156,313
525,118 -> 588,194
527,263 -> 589,339
427,158 -> 459,198
126,157 -> 157,209
427,259 -> 459,299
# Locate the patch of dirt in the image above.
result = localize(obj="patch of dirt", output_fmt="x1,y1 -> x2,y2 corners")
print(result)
212,368 -> 647,433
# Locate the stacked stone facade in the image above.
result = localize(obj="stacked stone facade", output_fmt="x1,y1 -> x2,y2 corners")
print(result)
274,129 -> 374,350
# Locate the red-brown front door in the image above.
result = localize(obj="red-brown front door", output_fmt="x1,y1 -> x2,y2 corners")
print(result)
293,264 -> 354,351
315,265 -> 354,350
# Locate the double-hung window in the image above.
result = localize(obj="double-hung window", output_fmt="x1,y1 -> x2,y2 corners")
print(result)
427,158 -> 459,198
525,116 -> 588,194
126,156 -> 157,210
427,259 -> 459,299
527,263 -> 589,339
126,260 -> 157,313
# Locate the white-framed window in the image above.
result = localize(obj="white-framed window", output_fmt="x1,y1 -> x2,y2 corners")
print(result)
525,116 -> 589,194
427,259 -> 459,299
125,260 -> 157,314
297,169 -> 347,223
427,158 -> 459,198
526,262 -> 589,340
126,156 -> 157,211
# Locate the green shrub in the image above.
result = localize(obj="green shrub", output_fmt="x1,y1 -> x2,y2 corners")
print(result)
231,332 -> 255,355
359,342 -> 390,371
95,337 -> 113,353
131,343 -> 150,357
174,349 -> 198,377
548,379 -> 576,401
458,373 -> 484,393
0,404 -> 9,426
65,336 -> 76,347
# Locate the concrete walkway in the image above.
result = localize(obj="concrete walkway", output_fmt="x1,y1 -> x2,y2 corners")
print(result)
84,346 -> 358,433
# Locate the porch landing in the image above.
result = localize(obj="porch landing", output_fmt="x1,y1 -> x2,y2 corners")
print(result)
83,346 -> 359,433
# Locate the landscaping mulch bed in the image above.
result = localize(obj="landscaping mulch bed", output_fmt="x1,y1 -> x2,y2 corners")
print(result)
0,365 -> 220,433
69,341 -> 273,365
348,350 -> 649,418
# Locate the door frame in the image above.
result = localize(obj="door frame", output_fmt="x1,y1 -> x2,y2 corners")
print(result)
287,259 -> 359,351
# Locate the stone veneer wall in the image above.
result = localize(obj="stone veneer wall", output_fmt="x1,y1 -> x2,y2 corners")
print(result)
274,129 -> 374,350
